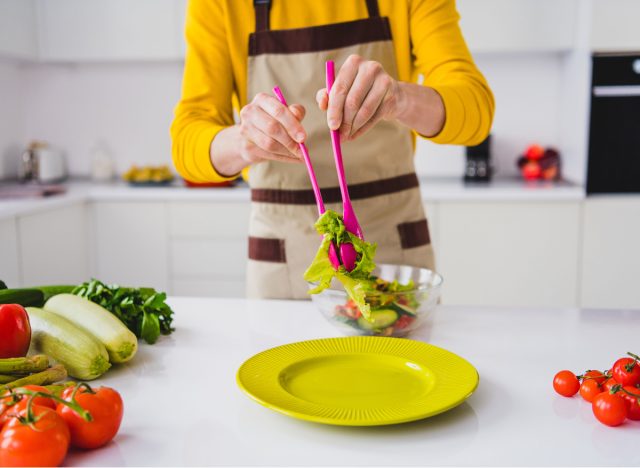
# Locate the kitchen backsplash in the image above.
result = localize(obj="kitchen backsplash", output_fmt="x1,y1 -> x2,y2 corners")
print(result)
1,53 -> 569,181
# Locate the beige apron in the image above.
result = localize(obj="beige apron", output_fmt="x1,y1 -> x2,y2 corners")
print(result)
246,0 -> 435,299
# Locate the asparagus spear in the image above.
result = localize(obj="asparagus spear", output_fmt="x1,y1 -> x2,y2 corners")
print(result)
0,365 -> 67,391
0,355 -> 49,374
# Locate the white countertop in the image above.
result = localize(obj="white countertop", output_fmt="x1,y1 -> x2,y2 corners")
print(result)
0,177 -> 585,220
63,298 -> 640,467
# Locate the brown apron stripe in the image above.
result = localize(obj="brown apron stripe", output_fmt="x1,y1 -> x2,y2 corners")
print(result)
249,17 -> 392,56
248,236 -> 286,263
251,173 -> 419,205
365,0 -> 380,17
397,219 -> 431,249
253,0 -> 271,32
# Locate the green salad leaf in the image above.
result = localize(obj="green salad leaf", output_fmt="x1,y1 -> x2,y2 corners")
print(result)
304,210 -> 378,319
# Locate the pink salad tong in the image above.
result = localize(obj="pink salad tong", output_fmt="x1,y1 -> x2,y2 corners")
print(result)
272,60 -> 364,272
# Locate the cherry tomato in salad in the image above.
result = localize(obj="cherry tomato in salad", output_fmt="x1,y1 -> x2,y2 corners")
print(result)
0,405 -> 70,467
612,355 -> 640,387
0,304 -> 31,359
620,386 -> 640,421
579,379 -> 602,403
592,392 -> 628,427
57,385 -> 123,449
553,370 -> 580,397
394,315 -> 415,330
583,370 -> 607,386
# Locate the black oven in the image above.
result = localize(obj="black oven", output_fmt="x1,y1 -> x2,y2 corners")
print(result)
587,53 -> 640,194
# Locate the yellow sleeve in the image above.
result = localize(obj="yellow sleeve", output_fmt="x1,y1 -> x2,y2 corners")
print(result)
170,0 -> 238,183
410,0 -> 495,146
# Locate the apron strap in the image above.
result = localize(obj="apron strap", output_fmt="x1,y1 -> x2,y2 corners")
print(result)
365,0 -> 380,17
254,0 -> 271,32
253,0 -> 380,32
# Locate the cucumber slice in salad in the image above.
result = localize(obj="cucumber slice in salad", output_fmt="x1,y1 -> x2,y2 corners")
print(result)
357,309 -> 398,331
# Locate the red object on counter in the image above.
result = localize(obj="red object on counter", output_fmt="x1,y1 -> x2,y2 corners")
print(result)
524,144 -> 545,160
517,145 -> 561,181
183,179 -> 235,188
0,304 -> 31,358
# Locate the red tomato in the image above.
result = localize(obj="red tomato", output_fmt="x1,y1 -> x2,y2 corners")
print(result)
621,386 -> 640,421
57,386 -> 123,449
522,161 -> 542,180
553,370 -> 580,397
0,305 -> 31,359
525,144 -> 545,160
0,405 -> 70,467
602,378 -> 618,392
583,370 -> 607,386
1,386 -> 57,429
579,379 -> 602,403
612,356 -> 640,387
592,392 -> 628,427
394,315 -> 415,330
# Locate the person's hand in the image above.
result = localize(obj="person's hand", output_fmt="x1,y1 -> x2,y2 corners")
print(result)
238,93 -> 307,164
316,54 -> 404,141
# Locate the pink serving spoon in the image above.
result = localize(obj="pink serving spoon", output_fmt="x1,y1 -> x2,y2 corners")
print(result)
272,86 -> 341,270
325,60 -> 364,271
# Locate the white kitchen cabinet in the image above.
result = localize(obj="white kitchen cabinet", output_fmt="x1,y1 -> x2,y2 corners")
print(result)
92,202 -> 168,291
457,0 -> 578,53
590,0 -> 640,52
581,197 -> 640,309
168,202 -> 250,297
17,203 -> 89,286
0,217 -> 21,287
434,201 -> 581,307
37,0 -> 182,61
0,0 -> 38,60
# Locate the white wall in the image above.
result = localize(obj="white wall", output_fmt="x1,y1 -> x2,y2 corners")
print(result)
415,52 -> 567,179
0,59 -> 28,179
21,62 -> 183,176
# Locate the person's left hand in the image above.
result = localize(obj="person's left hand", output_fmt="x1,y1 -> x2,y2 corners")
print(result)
316,54 -> 403,141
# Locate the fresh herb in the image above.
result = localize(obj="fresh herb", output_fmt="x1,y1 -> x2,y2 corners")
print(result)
304,210 -> 378,319
72,279 -> 174,344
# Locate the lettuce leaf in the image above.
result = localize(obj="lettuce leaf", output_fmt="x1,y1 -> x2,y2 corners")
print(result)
304,210 -> 378,319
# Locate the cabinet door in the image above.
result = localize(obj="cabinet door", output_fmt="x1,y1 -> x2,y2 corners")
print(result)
591,0 -> 640,52
581,197 -> 640,309
0,217 -> 21,287
93,202 -> 168,291
18,204 -> 89,286
435,202 -> 581,307
457,0 -> 577,53
0,0 -> 37,59
168,202 -> 250,297
38,0 -> 181,61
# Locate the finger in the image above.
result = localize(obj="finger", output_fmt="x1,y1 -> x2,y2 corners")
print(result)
348,100 -> 386,141
256,93 -> 307,143
341,62 -> 378,138
350,75 -> 390,137
316,88 -> 328,111
289,104 -> 306,121
251,107 -> 302,157
243,140 -> 303,165
327,55 -> 361,130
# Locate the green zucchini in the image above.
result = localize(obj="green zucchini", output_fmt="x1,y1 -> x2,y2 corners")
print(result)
0,289 -> 44,307
26,307 -> 111,380
44,294 -> 138,363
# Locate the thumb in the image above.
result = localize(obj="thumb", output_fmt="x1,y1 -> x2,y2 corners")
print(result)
316,88 -> 328,111
289,104 -> 306,121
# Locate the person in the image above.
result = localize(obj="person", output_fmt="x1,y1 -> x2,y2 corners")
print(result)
171,0 -> 494,299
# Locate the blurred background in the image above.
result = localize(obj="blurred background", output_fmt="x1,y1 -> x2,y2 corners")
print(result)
0,0 -> 639,309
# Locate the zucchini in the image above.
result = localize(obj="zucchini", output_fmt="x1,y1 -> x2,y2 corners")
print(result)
26,307 -> 110,380
44,294 -> 137,363
0,288 -> 44,307
37,285 -> 76,302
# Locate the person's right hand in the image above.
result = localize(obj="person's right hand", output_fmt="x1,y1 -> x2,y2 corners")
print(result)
238,93 -> 307,164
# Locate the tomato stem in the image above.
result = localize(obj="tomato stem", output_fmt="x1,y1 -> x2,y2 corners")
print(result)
10,388 -> 93,424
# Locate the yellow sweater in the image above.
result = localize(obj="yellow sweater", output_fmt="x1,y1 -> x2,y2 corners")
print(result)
171,0 -> 494,183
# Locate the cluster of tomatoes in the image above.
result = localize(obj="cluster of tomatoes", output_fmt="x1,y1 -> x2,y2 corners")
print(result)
553,352 -> 640,427
0,383 -> 123,467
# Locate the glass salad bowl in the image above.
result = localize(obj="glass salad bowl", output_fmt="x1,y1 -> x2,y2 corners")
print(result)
309,264 -> 443,337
